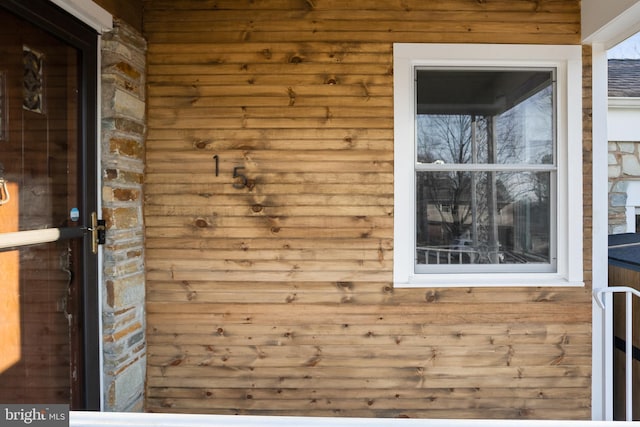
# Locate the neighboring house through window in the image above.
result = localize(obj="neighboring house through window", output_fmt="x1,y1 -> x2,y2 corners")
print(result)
607,57 -> 640,234
393,43 -> 583,287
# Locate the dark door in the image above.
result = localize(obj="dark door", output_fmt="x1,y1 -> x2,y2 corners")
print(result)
0,0 -> 100,410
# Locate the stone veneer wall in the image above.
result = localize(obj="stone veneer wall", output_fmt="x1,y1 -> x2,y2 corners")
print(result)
608,140 -> 640,234
100,18 -> 147,411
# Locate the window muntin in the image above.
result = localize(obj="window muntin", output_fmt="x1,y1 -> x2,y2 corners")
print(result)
414,68 -> 556,274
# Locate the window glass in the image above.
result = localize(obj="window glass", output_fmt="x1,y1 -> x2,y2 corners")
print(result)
414,68 -> 555,271
416,170 -> 552,267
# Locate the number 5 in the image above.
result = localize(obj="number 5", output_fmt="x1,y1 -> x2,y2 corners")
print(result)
232,166 -> 247,189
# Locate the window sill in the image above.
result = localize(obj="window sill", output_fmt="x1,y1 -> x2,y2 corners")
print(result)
395,274 -> 584,288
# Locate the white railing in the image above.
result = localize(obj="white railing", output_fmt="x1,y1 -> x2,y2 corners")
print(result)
68,411 -> 636,427
594,286 -> 640,422
417,246 -> 478,264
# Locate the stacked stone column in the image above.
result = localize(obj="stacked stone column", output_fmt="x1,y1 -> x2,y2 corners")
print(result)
100,18 -> 147,412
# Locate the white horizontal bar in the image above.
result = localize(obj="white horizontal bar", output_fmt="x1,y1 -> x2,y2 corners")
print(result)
0,229 -> 61,249
415,163 -> 556,172
69,412 -> 631,427
0,227 -> 85,250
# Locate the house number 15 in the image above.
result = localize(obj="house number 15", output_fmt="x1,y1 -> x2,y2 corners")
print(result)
212,155 -> 247,189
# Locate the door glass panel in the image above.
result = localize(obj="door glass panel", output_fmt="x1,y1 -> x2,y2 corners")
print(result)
0,6 -> 81,405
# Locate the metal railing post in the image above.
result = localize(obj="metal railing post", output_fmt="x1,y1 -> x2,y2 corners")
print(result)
594,286 -> 640,422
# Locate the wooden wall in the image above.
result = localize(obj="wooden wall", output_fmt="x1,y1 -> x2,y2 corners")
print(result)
93,0 -> 144,32
143,0 -> 592,419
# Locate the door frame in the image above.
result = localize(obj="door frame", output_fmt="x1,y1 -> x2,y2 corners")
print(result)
0,0 -> 104,410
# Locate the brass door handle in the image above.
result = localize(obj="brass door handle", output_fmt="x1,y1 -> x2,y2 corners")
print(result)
89,211 -> 106,254
0,162 -> 9,206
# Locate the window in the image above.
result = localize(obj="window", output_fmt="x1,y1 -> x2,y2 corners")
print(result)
393,44 -> 583,287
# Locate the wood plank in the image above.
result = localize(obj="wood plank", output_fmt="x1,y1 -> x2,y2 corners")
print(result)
144,183 -> 394,196
145,237 -> 393,250
148,51 -> 393,66
145,10 -> 578,25
147,385 -> 590,400
148,95 -> 392,108
143,408 -> 590,419
145,0 -> 579,13
145,32 -> 579,45
144,20 -> 578,37
146,303 -> 591,324
146,128 -> 392,141
145,149 -> 394,161
144,172 -> 393,185
148,106 -> 394,120
146,374 -> 591,390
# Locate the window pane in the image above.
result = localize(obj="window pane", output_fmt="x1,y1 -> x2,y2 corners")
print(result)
415,170 -> 551,266
416,69 -> 554,165
495,85 -> 553,165
417,115 -> 489,164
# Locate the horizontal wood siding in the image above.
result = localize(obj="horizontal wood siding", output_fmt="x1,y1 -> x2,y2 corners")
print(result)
143,0 -> 590,419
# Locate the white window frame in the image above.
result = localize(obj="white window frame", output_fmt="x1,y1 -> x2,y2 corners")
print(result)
393,43 -> 583,288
